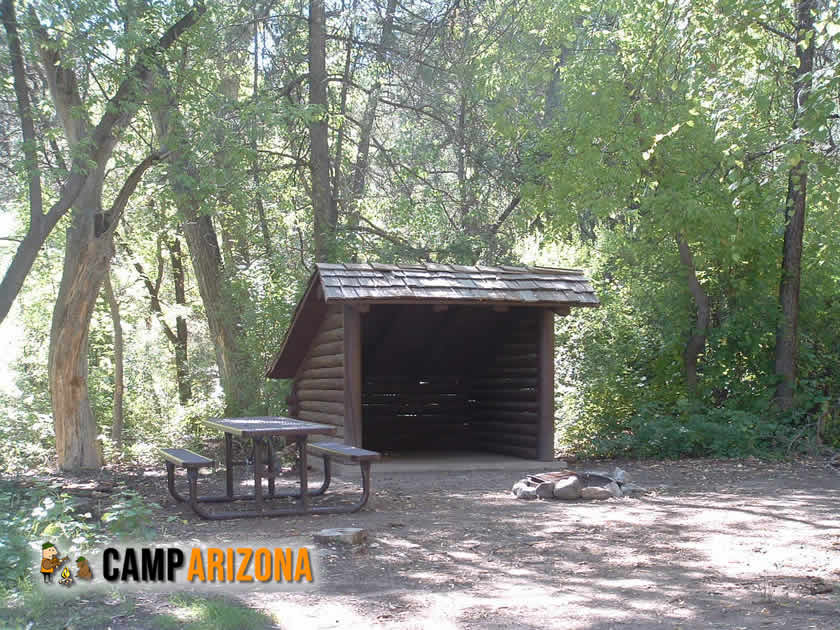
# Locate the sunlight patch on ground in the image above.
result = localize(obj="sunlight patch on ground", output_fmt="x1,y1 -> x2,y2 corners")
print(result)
261,596 -> 372,630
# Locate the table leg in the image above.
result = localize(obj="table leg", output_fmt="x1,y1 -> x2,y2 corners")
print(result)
254,438 -> 264,512
225,433 -> 234,499
267,440 -> 276,497
297,437 -> 309,511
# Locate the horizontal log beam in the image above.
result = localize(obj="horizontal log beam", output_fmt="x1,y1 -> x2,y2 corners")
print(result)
471,400 -> 539,411
301,353 -> 344,371
466,420 -> 539,435
469,389 -> 537,401
300,400 -> 345,416
322,312 -> 344,330
297,388 -> 345,403
295,377 -> 344,390
317,328 -> 344,344
499,343 -> 537,352
471,410 -> 538,423
483,367 -> 538,376
494,353 -> 538,363
468,431 -> 537,447
299,366 -> 345,380
471,377 -> 538,387
297,410 -> 344,426
309,340 -> 344,358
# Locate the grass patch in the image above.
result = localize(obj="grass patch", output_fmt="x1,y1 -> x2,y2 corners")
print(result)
155,594 -> 277,630
0,579 -> 136,629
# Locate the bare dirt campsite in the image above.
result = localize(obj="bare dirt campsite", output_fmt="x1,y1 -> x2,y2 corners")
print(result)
4,457 -> 838,630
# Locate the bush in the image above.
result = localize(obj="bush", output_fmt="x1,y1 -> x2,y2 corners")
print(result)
560,397 -> 798,459
0,481 -> 160,588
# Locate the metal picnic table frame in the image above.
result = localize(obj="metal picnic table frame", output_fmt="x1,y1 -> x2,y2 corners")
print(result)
165,416 -> 370,519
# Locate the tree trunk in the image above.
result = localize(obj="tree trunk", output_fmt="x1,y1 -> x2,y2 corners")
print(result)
774,0 -> 815,410
251,22 -> 273,260
0,0 -> 83,324
127,234 -> 192,404
678,235 -> 710,394
168,236 -> 192,404
48,177 -> 111,469
103,271 -> 124,448
308,0 -> 336,262
345,0 -> 397,261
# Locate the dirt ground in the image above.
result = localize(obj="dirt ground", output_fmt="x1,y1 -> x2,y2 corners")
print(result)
13,457 -> 840,629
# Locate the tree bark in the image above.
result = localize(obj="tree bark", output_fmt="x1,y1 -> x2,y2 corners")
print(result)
308,0 -> 336,262
48,174 -> 110,469
678,235 -> 710,394
168,236 -> 192,404
103,271 -> 124,448
774,0 -> 815,410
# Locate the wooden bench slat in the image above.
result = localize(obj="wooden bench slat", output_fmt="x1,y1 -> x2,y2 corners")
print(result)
307,441 -> 381,462
160,447 -> 214,467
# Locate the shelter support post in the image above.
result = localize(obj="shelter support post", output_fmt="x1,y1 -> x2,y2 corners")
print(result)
343,304 -> 363,446
537,308 -> 555,461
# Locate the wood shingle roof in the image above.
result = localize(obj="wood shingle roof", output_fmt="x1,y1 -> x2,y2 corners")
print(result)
315,262 -> 599,306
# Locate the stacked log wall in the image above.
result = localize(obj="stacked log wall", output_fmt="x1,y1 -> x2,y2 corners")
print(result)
292,304 -> 345,439
467,311 -> 540,458
362,376 -> 469,451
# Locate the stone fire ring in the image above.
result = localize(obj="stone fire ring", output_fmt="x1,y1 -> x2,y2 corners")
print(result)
511,468 -> 647,501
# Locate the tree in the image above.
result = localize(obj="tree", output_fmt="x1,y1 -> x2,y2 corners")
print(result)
103,272 -> 124,448
2,0 -> 206,469
308,0 -> 335,262
774,0 -> 817,410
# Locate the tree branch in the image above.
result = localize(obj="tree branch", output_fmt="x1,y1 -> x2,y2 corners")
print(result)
756,19 -> 795,43
101,150 -> 170,235
2,0 -> 44,223
121,238 -> 178,345
347,216 -> 433,260
0,3 -> 203,325
488,195 -> 521,236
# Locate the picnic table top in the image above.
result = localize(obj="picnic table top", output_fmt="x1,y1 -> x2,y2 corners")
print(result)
203,416 -> 338,438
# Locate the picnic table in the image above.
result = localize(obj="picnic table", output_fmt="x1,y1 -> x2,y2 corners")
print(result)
160,416 -> 379,520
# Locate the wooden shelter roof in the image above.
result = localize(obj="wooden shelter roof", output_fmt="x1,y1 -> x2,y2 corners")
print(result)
265,262 -> 599,378
316,262 -> 600,305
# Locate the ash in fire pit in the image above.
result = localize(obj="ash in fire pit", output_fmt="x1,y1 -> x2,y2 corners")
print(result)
511,467 -> 647,501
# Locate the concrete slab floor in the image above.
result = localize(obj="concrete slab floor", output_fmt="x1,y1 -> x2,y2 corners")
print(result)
310,450 -> 568,477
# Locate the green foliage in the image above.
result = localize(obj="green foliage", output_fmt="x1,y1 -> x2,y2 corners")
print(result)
564,399 -> 795,460
0,393 -> 55,475
0,482 -> 94,586
0,480 -> 161,588
99,489 -> 159,540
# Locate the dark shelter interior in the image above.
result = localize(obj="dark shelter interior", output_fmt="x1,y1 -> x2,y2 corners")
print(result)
360,304 -> 540,458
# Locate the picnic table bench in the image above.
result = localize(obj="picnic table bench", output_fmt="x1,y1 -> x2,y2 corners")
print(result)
159,417 -> 380,520
306,441 -> 381,509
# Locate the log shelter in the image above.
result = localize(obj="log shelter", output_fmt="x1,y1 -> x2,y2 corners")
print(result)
266,263 -> 599,461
